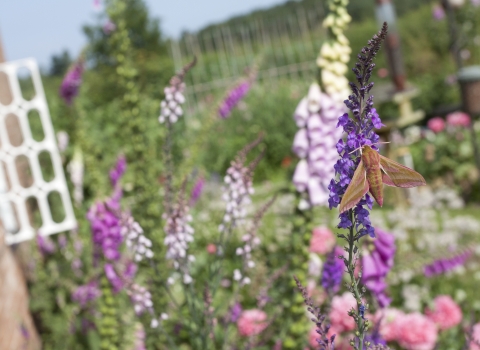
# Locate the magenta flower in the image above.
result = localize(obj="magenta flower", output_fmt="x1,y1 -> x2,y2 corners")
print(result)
37,235 -> 56,256
189,177 -> 205,206
218,81 -> 250,118
72,281 -> 101,307
362,228 -> 395,308
59,61 -> 84,104
424,249 -> 472,277
427,117 -> 445,133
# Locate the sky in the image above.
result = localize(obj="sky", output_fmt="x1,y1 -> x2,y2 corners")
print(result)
0,0 -> 286,70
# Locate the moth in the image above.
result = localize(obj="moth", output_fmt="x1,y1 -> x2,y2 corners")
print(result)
339,145 -> 426,213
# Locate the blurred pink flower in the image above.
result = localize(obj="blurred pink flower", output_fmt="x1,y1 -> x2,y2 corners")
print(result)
396,313 -> 438,350
310,227 -> 335,254
329,292 -> 357,333
446,111 -> 471,127
374,308 -> 404,341
425,295 -> 462,330
427,117 -> 445,133
206,244 -> 216,255
237,309 -> 268,336
470,323 -> 480,350
472,0 -> 480,7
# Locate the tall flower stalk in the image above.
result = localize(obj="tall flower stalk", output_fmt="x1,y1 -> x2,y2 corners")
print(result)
327,23 -> 389,349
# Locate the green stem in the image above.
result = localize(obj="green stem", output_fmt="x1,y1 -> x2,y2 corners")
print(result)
346,209 -> 365,350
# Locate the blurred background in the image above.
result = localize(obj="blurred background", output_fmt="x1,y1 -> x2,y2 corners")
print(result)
1,0 -> 480,349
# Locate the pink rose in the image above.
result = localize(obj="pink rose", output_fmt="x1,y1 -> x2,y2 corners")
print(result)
470,323 -> 480,350
329,293 -> 357,333
374,308 -> 404,341
446,111 -> 471,127
427,117 -> 445,133
237,309 -> 268,337
309,227 -> 335,254
425,295 -> 462,330
396,313 -> 438,350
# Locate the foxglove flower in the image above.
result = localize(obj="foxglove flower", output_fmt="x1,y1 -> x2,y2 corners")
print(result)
423,249 -> 472,277
121,215 -> 153,262
37,235 -> 56,256
128,284 -> 154,316
292,83 -> 345,206
189,176 -> 205,206
60,60 -> 83,104
362,229 -> 396,308
159,58 -> 196,124
218,81 -> 250,118
321,246 -> 344,295
163,192 -> 195,284
109,154 -> 126,187
72,281 -> 101,307
68,147 -> 84,206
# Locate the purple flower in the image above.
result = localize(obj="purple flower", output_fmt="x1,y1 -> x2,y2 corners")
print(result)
189,177 -> 205,206
59,61 -> 83,104
230,303 -> 242,323
104,263 -> 124,293
103,19 -> 116,35
218,81 -> 251,118
37,235 -> 56,256
362,229 -> 396,308
328,24 -> 388,240
321,246 -> 344,294
424,249 -> 472,277
291,83 -> 345,206
72,281 -> 101,307
432,4 -> 445,20
109,154 -> 126,188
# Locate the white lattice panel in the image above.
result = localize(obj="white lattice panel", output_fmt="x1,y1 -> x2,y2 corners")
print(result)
0,58 -> 76,244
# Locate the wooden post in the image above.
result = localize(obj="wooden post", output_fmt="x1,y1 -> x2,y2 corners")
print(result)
0,32 -> 42,350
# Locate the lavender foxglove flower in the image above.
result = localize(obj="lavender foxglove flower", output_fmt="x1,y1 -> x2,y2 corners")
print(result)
56,131 -> 69,153
424,249 -> 472,277
292,83 -> 345,206
128,284 -> 154,316
60,60 -> 83,104
132,324 -> 146,350
321,246 -> 344,295
37,235 -> 56,256
362,229 -> 395,308
72,281 -> 101,307
189,176 -> 205,206
230,303 -> 243,323
219,138 -> 262,233
121,215 -> 153,262
68,147 -> 84,206
218,81 -> 250,118
159,58 -> 196,124
163,193 -> 195,284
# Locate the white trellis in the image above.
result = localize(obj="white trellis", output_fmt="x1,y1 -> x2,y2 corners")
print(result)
0,58 -> 76,244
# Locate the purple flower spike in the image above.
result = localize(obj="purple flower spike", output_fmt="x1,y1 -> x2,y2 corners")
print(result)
321,246 -> 344,294
109,155 -> 127,188
230,303 -> 243,323
189,177 -> 205,206
423,249 -> 472,277
362,228 -> 396,308
37,235 -> 56,256
218,81 -> 251,118
72,281 -> 101,307
59,61 -> 84,104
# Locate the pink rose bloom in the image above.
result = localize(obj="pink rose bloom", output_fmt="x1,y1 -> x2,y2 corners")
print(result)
427,117 -> 445,133
396,313 -> 438,350
309,227 -> 335,254
446,111 -> 471,127
374,308 -> 404,341
237,309 -> 268,336
329,293 -> 357,333
470,323 -> 480,350
425,295 -> 462,330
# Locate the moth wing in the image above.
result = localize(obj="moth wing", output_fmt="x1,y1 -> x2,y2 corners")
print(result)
339,160 -> 369,213
379,155 -> 426,188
